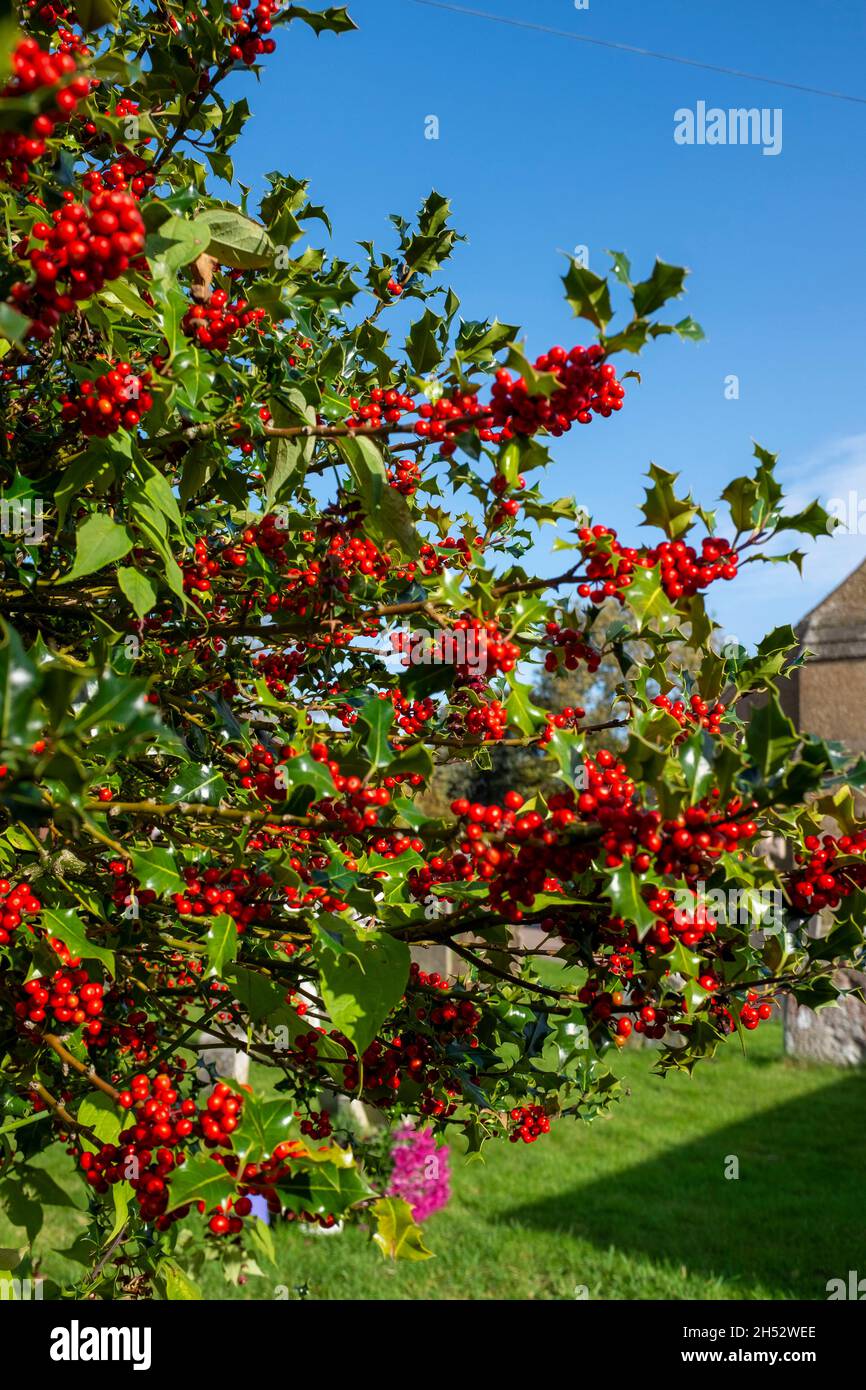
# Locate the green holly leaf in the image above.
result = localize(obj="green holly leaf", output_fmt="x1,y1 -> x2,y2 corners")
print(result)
679,731 -> 714,804
74,0 -> 119,31
233,1094 -> 295,1166
313,918 -> 410,1057
287,5 -> 358,37
372,1196 -> 434,1261
562,258 -> 613,330
166,1153 -> 237,1213
359,696 -> 395,767
603,866 -> 657,939
506,678 -> 544,736
405,308 -> 445,375
73,673 -> 151,732
146,217 -> 212,276
60,515 -> 134,584
129,846 -> 184,897
195,208 -> 275,269
117,568 -> 158,620
205,913 -> 238,979
607,250 -> 633,287
78,1093 -> 121,1153
625,566 -> 679,630
744,693 -> 799,779
640,463 -> 697,539
0,302 -> 30,347
772,498 -> 835,540
279,1151 -> 373,1218
225,964 -> 285,1022
284,753 -> 335,809
631,259 -> 688,318
166,763 -> 228,805
40,907 -> 115,976
0,623 -> 42,748
155,1257 -> 202,1301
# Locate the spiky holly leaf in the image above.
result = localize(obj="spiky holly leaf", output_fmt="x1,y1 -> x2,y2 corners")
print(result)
640,463 -> 697,539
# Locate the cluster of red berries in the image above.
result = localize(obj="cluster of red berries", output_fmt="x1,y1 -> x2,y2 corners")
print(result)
24,0 -> 86,49
448,791 -> 567,918
238,748 -> 297,805
182,289 -> 267,351
644,887 -> 719,949
297,1109 -> 332,1140
311,779 -> 392,838
251,647 -> 307,698
251,513 -> 289,561
173,865 -> 277,933
341,348 -> 625,460
183,537 -> 221,593
414,988 -> 481,1046
88,997 -> 160,1063
417,535 -> 481,576
578,981 -> 672,1041
509,1104 -> 551,1144
439,758 -> 762,925
448,693 -> 508,742
227,0 -> 279,65
489,473 -> 525,524
82,1074 -> 234,1229
739,992 -> 774,1030
490,345 -> 624,439
651,799 -> 759,881
253,525 -> 395,613
449,616 -> 521,681
389,692 -> 436,740
0,39 -> 90,188
652,692 -> 727,738
573,527 -> 739,608
539,704 -> 587,744
60,362 -> 154,436
388,455 -> 422,495
788,830 -> 866,914
413,389 -> 495,456
566,753 -> 758,881
88,1073 -> 296,1239
10,189 -> 146,341
82,100 -> 155,199
326,531 -> 392,583
576,524 -> 642,603
335,1029 -> 455,1113
16,960 -> 104,1037
347,386 -> 416,430
648,536 -> 739,600
0,876 -> 42,946
544,619 -> 601,674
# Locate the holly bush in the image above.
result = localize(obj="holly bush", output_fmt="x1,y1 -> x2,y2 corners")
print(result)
0,0 -> 862,1300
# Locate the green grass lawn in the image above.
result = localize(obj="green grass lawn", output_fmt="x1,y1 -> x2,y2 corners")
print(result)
5,1020 -> 864,1300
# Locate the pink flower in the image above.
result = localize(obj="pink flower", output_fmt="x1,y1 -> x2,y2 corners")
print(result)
386,1120 -> 451,1223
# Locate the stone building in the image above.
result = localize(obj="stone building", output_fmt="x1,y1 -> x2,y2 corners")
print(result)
777,556 -> 866,752
775,557 -> 866,1064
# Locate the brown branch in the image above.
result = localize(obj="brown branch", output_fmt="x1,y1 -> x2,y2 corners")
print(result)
43,1034 -> 121,1103
32,1082 -> 102,1147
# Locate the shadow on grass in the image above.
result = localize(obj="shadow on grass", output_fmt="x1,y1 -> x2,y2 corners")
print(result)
505,1069 -> 866,1299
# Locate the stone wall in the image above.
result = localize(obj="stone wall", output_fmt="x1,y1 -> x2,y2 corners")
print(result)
783,971 -> 866,1066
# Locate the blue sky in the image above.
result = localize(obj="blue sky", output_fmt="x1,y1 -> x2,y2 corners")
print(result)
228,0 -> 866,647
